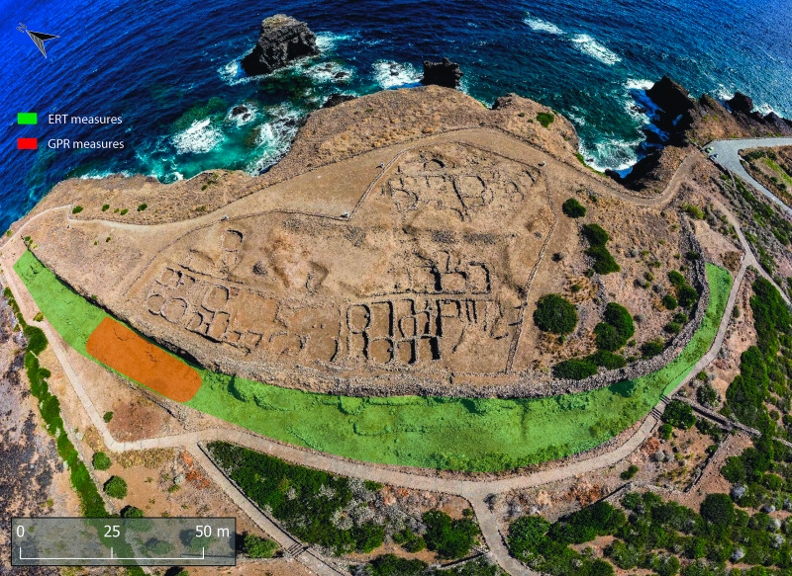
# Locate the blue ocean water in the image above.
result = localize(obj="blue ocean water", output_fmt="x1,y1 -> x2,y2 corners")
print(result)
0,0 -> 790,232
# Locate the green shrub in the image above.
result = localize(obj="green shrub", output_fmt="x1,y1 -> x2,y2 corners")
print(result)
72,206 -> 84,214
104,476 -> 128,499
533,294 -> 578,334
137,203 -> 148,212
641,339 -> 665,358
120,505 -> 144,518
537,112 -> 555,128
664,322 -> 682,334
562,198 -> 586,218
699,493 -> 734,527
673,312 -> 689,324
92,452 -> 111,471
24,325 -> 47,355
422,510 -> 478,559
668,270 -> 685,288
33,311 -> 44,322
659,423 -> 673,440
103,411 -> 114,423
620,465 -> 639,480
366,554 -> 428,576
582,224 -> 610,246
244,534 -> 278,558
662,400 -> 696,430
677,284 -> 699,308
120,208 -> 129,215
662,294 -> 678,310
696,383 -> 719,408
393,529 -> 426,553
681,203 -> 704,219
508,515 -> 550,562
548,501 -> 626,545
553,358 -> 598,380
102,204 -> 110,211
588,350 -> 626,369
587,245 -> 621,274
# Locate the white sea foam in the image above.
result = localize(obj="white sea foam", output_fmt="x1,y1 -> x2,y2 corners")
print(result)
624,78 -> 654,91
304,60 -> 355,83
714,84 -> 735,102
523,16 -> 564,35
226,102 -> 258,127
217,58 -> 255,86
372,60 -> 421,89
578,136 -> 642,173
757,102 -> 775,116
570,34 -> 621,65
171,118 -> 226,154
523,14 -> 620,66
315,31 -> 351,53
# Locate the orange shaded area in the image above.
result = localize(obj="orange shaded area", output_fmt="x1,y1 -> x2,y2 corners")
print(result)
87,317 -> 201,402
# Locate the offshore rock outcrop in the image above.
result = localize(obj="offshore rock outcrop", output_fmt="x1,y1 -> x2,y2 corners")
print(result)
241,14 -> 319,76
421,57 -> 463,89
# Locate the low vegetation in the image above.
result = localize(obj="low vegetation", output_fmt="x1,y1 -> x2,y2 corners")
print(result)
356,555 -> 504,575
537,112 -> 555,128
582,224 -> 620,275
208,442 -> 479,558
3,286 -> 107,517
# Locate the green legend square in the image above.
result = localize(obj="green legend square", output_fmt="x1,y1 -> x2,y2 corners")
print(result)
17,112 -> 37,125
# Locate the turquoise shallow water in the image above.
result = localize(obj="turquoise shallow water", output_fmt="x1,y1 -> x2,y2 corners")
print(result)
0,0 -> 790,231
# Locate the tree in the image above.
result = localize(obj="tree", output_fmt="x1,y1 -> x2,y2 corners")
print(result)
700,494 -> 735,527
243,534 -> 277,558
534,294 -> 578,334
422,511 -> 479,559
367,554 -> 428,576
662,400 -> 696,430
92,451 -> 111,471
508,515 -> 550,561
562,198 -> 586,218
104,476 -> 128,499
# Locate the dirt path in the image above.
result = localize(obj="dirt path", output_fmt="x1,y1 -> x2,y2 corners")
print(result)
0,133 -> 778,576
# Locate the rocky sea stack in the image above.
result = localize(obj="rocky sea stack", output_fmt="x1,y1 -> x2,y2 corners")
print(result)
241,14 -> 319,76
421,57 -> 463,89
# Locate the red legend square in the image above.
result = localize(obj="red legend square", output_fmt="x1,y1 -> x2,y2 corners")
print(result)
17,138 -> 38,150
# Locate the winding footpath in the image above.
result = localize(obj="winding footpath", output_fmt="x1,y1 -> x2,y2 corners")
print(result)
3,137 -> 791,576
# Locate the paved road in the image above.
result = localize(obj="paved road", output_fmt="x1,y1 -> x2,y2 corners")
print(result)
2,135 -> 779,576
708,137 -> 792,217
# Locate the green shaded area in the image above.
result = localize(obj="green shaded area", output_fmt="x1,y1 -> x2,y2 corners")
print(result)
17,112 -> 37,125
14,252 -> 731,472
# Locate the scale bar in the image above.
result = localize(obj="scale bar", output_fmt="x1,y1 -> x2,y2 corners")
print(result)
19,547 -> 208,561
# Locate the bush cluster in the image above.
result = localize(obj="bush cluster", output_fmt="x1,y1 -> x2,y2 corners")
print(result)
361,555 -> 502,576
4,287 -> 107,518
581,224 -> 620,275
726,278 -> 791,435
595,303 -> 635,352
208,442 -> 387,555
